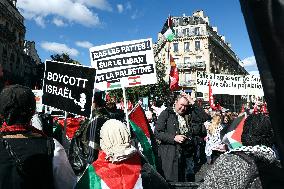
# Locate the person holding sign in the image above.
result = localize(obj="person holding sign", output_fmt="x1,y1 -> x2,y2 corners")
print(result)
69,92 -> 112,177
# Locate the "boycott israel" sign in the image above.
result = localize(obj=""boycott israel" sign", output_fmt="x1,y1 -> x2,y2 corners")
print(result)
90,38 -> 157,90
42,61 -> 96,117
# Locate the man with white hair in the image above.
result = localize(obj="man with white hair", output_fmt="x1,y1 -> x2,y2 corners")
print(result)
155,93 -> 209,182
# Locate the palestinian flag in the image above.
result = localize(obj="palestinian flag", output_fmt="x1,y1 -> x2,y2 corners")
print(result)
128,76 -> 141,86
221,113 -> 247,149
107,81 -> 121,89
128,103 -> 156,168
76,151 -> 143,189
161,16 -> 175,42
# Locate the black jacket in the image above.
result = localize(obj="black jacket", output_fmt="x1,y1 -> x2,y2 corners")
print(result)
154,103 -> 208,182
0,137 -> 54,189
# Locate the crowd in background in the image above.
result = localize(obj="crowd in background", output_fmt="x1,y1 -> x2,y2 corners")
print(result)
0,84 -> 281,189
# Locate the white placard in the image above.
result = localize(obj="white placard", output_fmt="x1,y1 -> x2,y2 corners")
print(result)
89,38 -> 157,90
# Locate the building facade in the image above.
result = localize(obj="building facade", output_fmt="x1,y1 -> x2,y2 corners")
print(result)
155,10 -> 248,110
0,0 -> 40,89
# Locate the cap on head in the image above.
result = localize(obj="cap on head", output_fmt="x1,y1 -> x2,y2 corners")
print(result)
0,84 -> 36,125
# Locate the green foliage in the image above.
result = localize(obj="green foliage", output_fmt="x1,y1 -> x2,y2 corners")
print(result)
50,53 -> 81,65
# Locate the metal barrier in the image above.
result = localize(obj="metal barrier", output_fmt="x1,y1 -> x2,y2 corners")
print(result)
169,182 -> 200,189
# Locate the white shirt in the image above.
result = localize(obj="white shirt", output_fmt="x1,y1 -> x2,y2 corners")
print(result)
53,139 -> 77,189
31,114 -> 76,189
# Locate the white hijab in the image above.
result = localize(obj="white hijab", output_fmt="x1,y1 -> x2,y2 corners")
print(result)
100,119 -> 137,163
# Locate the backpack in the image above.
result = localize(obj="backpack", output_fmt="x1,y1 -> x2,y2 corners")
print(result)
0,137 -> 55,189
68,118 -> 91,176
68,109 -> 110,176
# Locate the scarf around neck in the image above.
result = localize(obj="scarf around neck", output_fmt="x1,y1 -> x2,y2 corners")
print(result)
0,122 -> 45,136
228,145 -> 277,163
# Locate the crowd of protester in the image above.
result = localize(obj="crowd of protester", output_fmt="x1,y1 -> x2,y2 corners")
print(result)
0,84 -> 282,189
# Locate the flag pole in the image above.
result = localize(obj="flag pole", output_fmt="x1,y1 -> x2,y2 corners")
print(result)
63,111 -> 69,154
167,41 -> 171,89
234,95 -> 236,112
128,102 -> 140,115
167,15 -> 172,90
122,87 -> 130,132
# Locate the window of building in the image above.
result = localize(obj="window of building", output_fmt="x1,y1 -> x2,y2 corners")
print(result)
195,41 -> 201,51
196,56 -> 202,60
175,29 -> 179,36
184,42 -> 190,52
184,57 -> 190,64
182,28 -> 189,37
195,27 -> 201,35
174,58 -> 179,63
173,43 -> 179,52
175,29 -> 183,37
185,73 -> 192,82
5,21 -> 9,28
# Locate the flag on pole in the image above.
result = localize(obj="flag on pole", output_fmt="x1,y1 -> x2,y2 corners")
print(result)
240,104 -> 245,113
128,103 -> 156,168
208,81 -> 217,110
76,151 -> 143,189
169,55 -> 179,91
161,16 -> 175,42
221,113 -> 247,149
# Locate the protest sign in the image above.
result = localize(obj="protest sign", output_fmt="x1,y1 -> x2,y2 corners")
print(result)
196,72 -> 264,96
42,60 -> 96,117
32,90 -> 43,112
89,38 -> 157,90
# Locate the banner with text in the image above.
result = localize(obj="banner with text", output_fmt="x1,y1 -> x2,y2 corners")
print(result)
89,38 -> 157,90
196,72 -> 264,96
42,61 -> 96,117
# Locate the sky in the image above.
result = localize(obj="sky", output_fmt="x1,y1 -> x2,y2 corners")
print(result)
18,0 -> 259,75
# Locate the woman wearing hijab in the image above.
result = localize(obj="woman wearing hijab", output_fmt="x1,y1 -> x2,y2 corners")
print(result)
76,119 -> 169,189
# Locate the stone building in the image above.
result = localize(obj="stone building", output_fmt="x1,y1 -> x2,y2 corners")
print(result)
155,10 -> 248,110
0,0 -> 40,89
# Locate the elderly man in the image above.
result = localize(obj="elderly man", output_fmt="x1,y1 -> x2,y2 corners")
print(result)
155,93 -> 208,182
